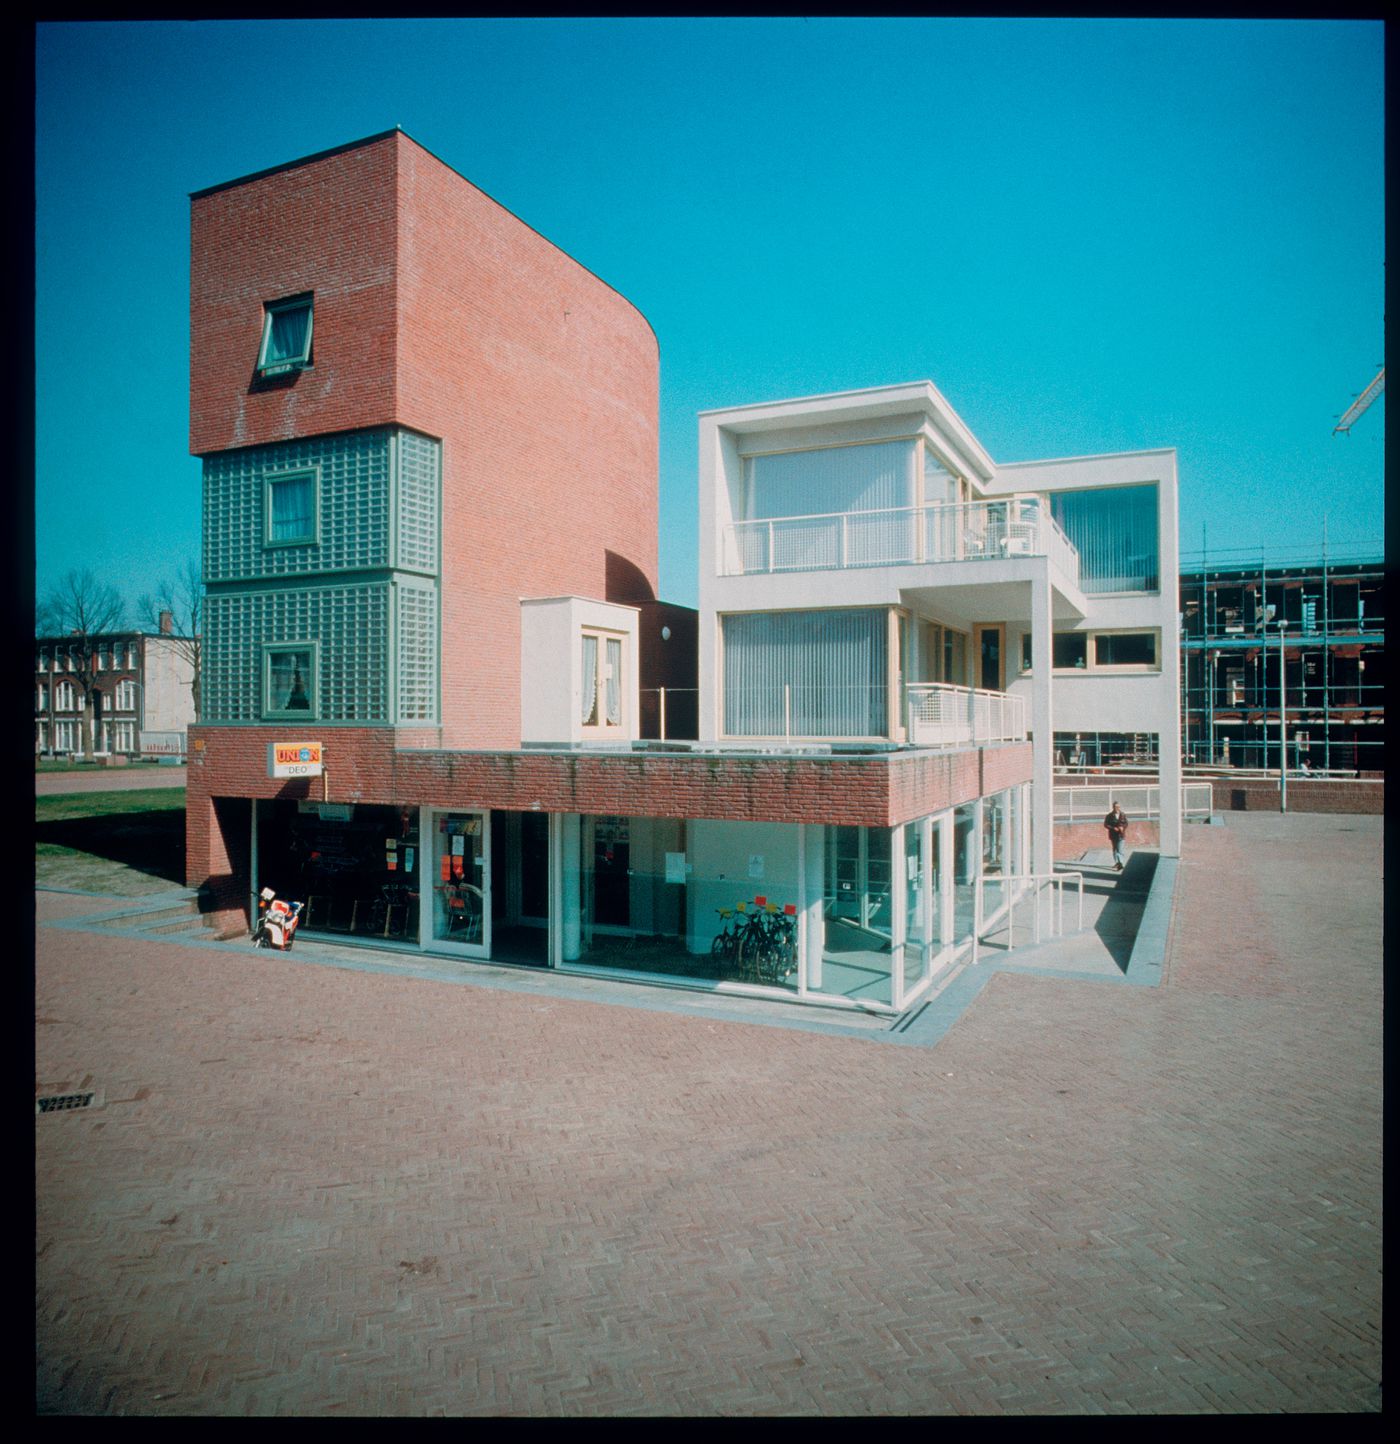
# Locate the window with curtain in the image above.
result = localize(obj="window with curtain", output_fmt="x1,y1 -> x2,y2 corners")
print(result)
257,296 -> 314,375
723,609 -> 888,737
1048,484 -> 1159,592
581,630 -> 625,730
266,472 -> 317,545
605,637 -> 621,725
265,646 -> 316,717
580,634 -> 598,726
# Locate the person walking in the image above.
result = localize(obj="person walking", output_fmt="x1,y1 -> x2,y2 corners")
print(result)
1104,801 -> 1129,871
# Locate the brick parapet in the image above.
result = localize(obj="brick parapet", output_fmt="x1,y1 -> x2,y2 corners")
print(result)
1210,777 -> 1384,814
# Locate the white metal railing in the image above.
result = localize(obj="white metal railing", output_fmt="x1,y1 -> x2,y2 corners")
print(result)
906,683 -> 1027,748
972,872 -> 1085,965
721,494 -> 1080,580
1052,782 -> 1214,822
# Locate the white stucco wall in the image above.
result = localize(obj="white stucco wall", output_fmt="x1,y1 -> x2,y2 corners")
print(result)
520,596 -> 640,745
141,635 -> 196,733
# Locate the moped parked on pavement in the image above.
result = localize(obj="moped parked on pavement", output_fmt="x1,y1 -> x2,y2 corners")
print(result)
251,887 -> 304,950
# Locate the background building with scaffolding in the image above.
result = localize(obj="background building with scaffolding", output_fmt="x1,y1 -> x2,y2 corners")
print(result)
1179,543 -> 1385,774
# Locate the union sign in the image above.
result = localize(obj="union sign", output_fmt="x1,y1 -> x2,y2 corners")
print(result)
267,741 -> 324,778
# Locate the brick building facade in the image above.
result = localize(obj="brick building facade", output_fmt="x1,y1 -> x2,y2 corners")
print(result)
36,620 -> 195,759
187,130 -> 1175,1016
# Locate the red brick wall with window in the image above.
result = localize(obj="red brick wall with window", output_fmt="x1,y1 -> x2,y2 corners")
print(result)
190,131 -> 659,753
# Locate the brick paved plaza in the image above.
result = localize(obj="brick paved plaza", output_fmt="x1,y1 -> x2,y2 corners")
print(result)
35,812 -> 1381,1414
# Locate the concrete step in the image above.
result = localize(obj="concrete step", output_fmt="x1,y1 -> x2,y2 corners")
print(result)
141,914 -> 215,937
82,899 -> 201,931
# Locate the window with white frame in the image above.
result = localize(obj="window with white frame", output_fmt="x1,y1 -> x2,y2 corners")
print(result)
265,469 -> 319,547
128,642 -> 139,669
55,680 -> 77,711
113,721 -> 135,753
55,720 -> 76,752
257,294 -> 314,376
97,646 -> 109,671
36,720 -> 48,752
580,630 -> 625,730
114,679 -> 137,710
263,643 -> 318,719
36,650 -> 46,673
36,683 -> 47,711
1021,628 -> 1160,674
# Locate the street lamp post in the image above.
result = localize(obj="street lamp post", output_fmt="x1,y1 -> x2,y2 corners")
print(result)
1277,619 -> 1287,813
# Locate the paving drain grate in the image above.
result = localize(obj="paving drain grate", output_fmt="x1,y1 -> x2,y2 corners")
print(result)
36,1089 -> 104,1116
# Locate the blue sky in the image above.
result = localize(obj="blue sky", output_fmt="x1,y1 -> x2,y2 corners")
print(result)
36,17 -> 1384,616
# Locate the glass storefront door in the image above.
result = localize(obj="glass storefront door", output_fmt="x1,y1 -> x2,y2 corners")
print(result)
429,811 -> 489,956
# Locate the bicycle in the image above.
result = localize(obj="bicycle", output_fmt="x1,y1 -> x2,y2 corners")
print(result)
741,900 -> 798,985
710,905 -> 744,977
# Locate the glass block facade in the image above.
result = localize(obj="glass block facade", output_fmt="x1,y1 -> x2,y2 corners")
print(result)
202,427 -> 440,724
395,579 -> 438,723
395,431 -> 441,576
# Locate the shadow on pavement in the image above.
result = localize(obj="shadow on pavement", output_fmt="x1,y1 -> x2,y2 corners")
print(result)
1091,851 -> 1157,971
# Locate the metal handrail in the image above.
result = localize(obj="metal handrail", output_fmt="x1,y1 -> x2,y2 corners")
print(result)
972,871 -> 1084,965
1052,783 -> 1214,822
905,682 -> 1027,746
720,494 -> 1081,578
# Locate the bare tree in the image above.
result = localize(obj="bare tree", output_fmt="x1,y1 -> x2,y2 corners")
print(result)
39,569 -> 126,759
137,556 -> 203,722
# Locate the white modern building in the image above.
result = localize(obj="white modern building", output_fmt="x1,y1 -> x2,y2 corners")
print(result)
698,381 -> 1182,879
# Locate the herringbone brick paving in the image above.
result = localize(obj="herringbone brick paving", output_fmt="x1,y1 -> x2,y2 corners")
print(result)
36,813 -> 1380,1414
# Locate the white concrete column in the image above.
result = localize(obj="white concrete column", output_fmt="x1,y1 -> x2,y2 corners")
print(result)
1030,570 -> 1055,874
890,824 -> 907,1005
561,813 -> 582,960
802,823 -> 824,989
1158,724 -> 1183,857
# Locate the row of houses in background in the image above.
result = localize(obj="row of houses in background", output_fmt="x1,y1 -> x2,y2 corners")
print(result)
34,613 -> 196,761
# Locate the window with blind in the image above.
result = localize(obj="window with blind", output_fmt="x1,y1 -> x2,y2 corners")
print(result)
1048,484 -> 1159,593
741,441 -> 917,569
723,609 -> 888,738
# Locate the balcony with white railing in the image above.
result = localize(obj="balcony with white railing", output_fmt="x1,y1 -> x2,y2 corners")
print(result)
720,494 -> 1080,582
905,683 -> 1027,748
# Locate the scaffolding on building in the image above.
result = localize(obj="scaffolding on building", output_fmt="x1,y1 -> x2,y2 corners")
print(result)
1179,540 -> 1385,775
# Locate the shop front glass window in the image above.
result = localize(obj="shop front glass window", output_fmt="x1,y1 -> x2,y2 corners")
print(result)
953,803 -> 978,944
